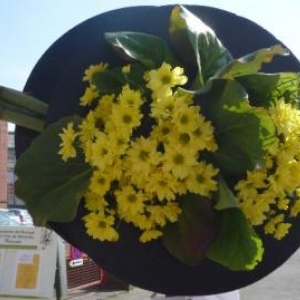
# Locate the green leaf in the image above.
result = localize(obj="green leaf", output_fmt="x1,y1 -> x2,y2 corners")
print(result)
92,68 -> 125,95
213,176 -> 238,210
237,72 -> 300,107
217,44 -> 288,79
206,208 -> 264,271
169,6 -> 233,87
15,116 -> 92,226
162,194 -> 216,266
105,31 -> 177,68
198,79 -> 276,175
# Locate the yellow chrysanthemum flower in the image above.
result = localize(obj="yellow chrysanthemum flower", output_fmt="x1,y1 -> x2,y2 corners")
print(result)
144,167 -> 177,201
89,169 -> 113,196
146,62 -> 187,98
115,186 -> 146,219
139,229 -> 163,243
83,62 -> 108,83
162,145 -> 198,179
58,122 -> 78,161
83,212 -> 119,241
269,99 -> 300,140
93,94 -> 115,123
185,162 -> 219,196
84,191 -> 108,212
78,111 -> 97,144
171,103 -> 201,133
150,121 -> 173,143
125,137 -> 160,175
90,132 -> 115,171
151,95 -> 176,120
118,84 -> 143,108
192,118 -> 218,152
80,86 -> 99,106
122,64 -> 131,74
110,102 -> 143,134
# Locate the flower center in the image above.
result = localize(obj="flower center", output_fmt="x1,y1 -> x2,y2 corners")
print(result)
180,115 -> 189,125
196,174 -> 205,184
139,150 -> 149,161
123,115 -> 132,124
179,133 -> 190,145
98,221 -> 107,228
128,194 -> 137,203
173,154 -> 184,165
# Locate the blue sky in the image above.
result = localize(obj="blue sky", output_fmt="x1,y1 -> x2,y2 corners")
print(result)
1,0 -> 299,129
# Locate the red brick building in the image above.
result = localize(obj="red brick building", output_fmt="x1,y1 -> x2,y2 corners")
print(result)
0,121 -> 7,208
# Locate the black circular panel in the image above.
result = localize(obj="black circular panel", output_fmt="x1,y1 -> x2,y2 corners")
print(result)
15,5 -> 300,296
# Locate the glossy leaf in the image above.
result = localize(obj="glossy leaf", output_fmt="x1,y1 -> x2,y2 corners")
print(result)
206,208 -> 264,271
169,6 -> 232,87
15,116 -> 92,226
237,72 -> 300,107
217,44 -> 288,79
105,31 -> 177,68
162,194 -> 216,266
197,79 -> 276,175
213,176 -> 238,210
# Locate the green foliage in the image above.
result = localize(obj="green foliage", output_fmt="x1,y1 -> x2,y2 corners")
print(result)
206,208 -> 264,271
237,72 -> 300,107
199,79 -> 276,175
15,116 -> 92,226
169,6 -> 233,87
217,44 -> 288,79
105,31 -> 177,68
162,194 -> 216,266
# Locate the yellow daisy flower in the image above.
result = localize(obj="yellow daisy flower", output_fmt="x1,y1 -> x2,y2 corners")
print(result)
125,137 -> 161,175
83,212 -> 119,241
90,132 -> 114,170
115,185 -> 146,219
139,229 -> 163,243
118,84 -> 143,108
89,169 -> 113,196
84,191 -> 108,212
80,86 -> 99,106
171,103 -> 201,133
150,121 -> 173,143
162,145 -> 198,179
111,102 -> 143,134
83,62 -> 108,83
58,122 -> 78,161
93,94 -> 115,123
144,167 -> 177,201
185,162 -> 219,196
146,62 -> 187,98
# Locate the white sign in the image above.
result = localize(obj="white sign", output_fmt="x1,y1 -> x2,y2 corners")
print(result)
0,227 -> 38,247
0,226 -> 58,299
69,258 -> 84,268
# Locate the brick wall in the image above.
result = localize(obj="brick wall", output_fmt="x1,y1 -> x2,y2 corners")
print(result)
0,121 -> 8,208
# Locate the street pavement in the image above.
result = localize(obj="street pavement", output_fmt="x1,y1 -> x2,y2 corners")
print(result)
63,248 -> 300,300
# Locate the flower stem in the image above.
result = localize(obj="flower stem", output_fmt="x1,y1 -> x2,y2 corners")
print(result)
0,85 -> 48,132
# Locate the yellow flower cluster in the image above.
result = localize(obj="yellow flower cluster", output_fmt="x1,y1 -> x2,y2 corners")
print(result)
235,99 -> 300,240
58,62 -> 219,243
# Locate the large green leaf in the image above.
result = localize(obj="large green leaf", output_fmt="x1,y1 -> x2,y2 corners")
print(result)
15,116 -> 92,226
162,194 -> 216,266
237,72 -> 300,107
198,79 -> 276,175
105,31 -> 177,68
213,176 -> 238,210
217,44 -> 288,79
169,6 -> 232,87
206,208 -> 264,271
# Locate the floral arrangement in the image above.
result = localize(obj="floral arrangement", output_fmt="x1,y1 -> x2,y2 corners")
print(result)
2,6 -> 300,272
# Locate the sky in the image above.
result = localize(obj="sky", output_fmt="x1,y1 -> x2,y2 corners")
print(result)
1,0 -> 300,130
